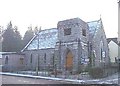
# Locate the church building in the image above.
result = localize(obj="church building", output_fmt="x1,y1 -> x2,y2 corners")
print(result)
22,18 -> 109,74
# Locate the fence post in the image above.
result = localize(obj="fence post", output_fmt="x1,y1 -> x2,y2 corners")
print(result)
36,66 -> 38,76
48,64 -> 50,76
54,64 -> 57,77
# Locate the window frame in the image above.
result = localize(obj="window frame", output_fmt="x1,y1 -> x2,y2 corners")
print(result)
44,53 -> 46,64
82,29 -> 86,37
20,57 -> 24,64
30,54 -> 33,64
64,28 -> 71,36
5,55 -> 9,64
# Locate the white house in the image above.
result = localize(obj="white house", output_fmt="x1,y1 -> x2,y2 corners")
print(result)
107,38 -> 120,63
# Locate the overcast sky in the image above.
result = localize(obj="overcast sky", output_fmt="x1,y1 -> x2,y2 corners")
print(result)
0,0 -> 118,38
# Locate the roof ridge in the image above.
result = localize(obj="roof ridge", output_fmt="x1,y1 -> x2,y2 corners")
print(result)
40,28 -> 57,32
87,19 -> 100,23
107,38 -> 118,45
107,37 -> 117,39
21,28 -> 58,51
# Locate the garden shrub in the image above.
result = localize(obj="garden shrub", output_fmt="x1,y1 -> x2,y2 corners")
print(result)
89,67 -> 104,78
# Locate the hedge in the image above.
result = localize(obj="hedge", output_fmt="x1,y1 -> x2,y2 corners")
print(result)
89,67 -> 104,78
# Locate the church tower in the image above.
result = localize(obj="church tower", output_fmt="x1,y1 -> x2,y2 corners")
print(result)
56,18 -> 89,73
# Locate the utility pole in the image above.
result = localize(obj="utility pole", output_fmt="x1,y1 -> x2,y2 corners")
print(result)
58,41 -> 61,70
118,0 -> 120,78
36,26 -> 41,75
118,0 -> 120,44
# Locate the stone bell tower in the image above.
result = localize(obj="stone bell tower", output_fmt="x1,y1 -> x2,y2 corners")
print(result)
55,18 -> 89,73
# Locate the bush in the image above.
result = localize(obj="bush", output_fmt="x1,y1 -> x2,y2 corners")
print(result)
83,65 -> 91,72
89,67 -> 104,78
2,66 -> 9,72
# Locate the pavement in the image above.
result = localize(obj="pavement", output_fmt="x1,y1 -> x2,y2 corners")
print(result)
0,72 -> 119,84
1,75 -> 69,84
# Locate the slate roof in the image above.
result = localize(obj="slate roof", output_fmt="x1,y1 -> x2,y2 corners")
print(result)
0,52 -> 24,56
22,28 -> 58,51
107,38 -> 118,45
22,19 -> 102,51
87,19 -> 102,38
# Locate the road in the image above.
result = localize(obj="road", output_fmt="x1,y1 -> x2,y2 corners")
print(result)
1,73 -> 119,84
1,75 -> 69,84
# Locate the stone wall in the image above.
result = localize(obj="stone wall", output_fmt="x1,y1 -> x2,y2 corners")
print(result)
92,26 -> 109,67
56,18 -> 89,73
23,48 -> 55,70
23,18 -> 109,74
57,18 -> 89,43
2,54 -> 25,71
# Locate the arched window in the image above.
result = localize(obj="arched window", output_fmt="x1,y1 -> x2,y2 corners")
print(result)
5,55 -> 8,64
44,53 -> 46,63
30,54 -> 32,63
100,40 -> 104,62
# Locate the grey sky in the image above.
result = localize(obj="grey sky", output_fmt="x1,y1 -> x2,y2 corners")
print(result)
0,0 -> 118,38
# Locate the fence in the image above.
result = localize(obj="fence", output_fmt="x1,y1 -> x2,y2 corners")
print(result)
2,62 -> 119,80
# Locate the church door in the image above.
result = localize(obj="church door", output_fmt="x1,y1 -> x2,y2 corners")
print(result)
66,50 -> 73,70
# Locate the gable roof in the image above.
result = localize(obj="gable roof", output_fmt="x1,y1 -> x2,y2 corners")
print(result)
22,18 -> 103,51
21,28 -> 58,51
0,52 -> 24,55
107,38 -> 118,45
87,19 -> 102,38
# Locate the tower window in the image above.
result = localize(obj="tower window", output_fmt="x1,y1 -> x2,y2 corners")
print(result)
82,29 -> 86,36
64,28 -> 71,36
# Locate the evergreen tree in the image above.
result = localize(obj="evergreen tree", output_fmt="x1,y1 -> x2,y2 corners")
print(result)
22,26 -> 34,48
14,26 -> 23,51
2,21 -> 22,52
0,26 -> 3,42
0,26 -> 3,52
34,26 -> 41,35
34,26 -> 39,35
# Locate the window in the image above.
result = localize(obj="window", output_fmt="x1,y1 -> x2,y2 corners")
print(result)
82,29 -> 86,36
20,58 -> 24,64
101,48 -> 103,61
64,28 -> 71,35
30,54 -> 32,63
44,53 -> 46,63
5,56 -> 8,64
100,40 -> 105,62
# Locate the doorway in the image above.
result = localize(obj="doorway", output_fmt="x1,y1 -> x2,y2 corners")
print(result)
66,49 -> 73,71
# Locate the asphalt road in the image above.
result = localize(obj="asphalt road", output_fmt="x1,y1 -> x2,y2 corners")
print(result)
1,75 -> 69,84
1,73 -> 119,85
